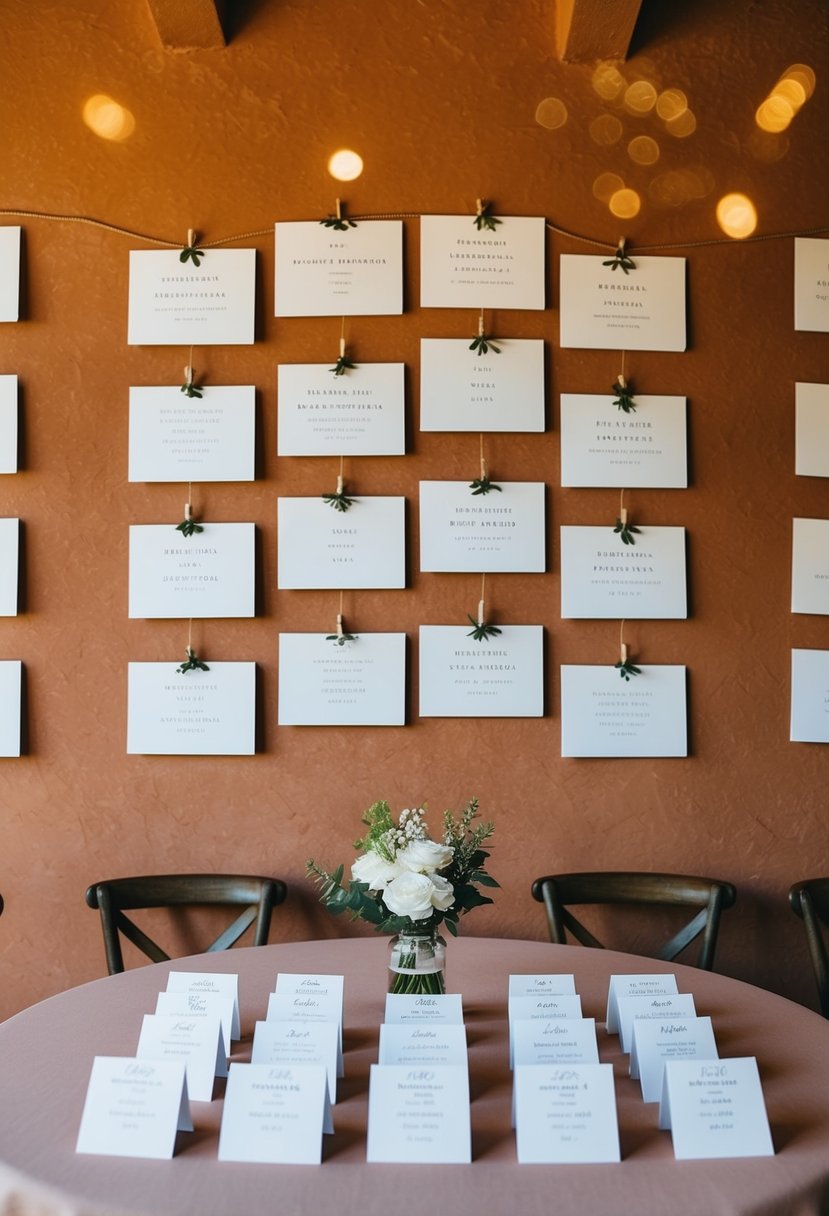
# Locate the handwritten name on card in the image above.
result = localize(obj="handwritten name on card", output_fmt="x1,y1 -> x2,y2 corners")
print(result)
166,971 -> 240,1038
631,1015 -> 718,1103
508,974 -> 577,998
617,993 -> 697,1054
76,1057 -> 191,1159
606,973 -> 679,1034
384,993 -> 464,1025
218,1063 -> 331,1163
661,1058 -> 774,1159
252,1020 -> 340,1104
136,1013 -> 224,1102
512,1018 -> 599,1068
378,1024 -> 468,1068
514,1064 -> 621,1164
367,1065 -> 471,1163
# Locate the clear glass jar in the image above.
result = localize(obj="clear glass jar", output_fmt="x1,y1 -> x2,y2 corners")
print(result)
388,927 -> 447,995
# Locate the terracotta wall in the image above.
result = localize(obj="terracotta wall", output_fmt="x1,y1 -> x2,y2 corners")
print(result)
1,0 -> 827,1018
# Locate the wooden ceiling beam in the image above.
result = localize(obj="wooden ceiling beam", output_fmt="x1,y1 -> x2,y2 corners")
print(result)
555,0 -> 644,62
145,0 -> 226,49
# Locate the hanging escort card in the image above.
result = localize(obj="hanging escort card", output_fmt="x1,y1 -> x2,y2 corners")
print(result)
127,662 -> 256,756
560,665 -> 688,758
0,518 -> 19,616
0,375 -> 18,473
560,394 -> 687,488
419,339 -> 545,433
127,249 -> 256,345
419,216 -> 546,310
792,517 -> 829,614
277,497 -> 405,589
278,633 -> 406,726
275,220 -> 403,316
559,255 -> 687,351
129,386 -> 255,482
795,383 -> 829,476
560,525 -> 687,619
791,648 -> 829,742
129,523 -> 255,618
794,238 -> 829,332
418,625 -> 543,717
419,481 -> 546,573
0,660 -> 22,756
0,227 -> 21,322
277,363 -> 405,455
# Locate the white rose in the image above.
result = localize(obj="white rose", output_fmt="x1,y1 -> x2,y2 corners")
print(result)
382,872 -> 436,921
429,873 -> 455,911
351,851 -> 400,891
396,838 -> 454,875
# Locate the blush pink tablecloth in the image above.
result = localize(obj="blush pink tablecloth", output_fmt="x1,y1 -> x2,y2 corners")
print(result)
1,936 -> 828,1216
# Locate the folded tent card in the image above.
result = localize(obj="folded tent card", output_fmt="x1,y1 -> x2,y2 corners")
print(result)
218,1063 -> 332,1164
76,1057 -> 192,1160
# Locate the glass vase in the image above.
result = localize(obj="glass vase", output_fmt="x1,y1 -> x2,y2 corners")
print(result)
388,926 -> 447,995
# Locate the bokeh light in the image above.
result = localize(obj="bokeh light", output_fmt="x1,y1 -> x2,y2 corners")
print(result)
755,64 -> 814,133
535,98 -> 568,129
756,95 -> 794,133
609,188 -> 641,219
592,63 -> 625,101
624,81 -> 658,114
82,95 -> 135,142
716,193 -> 758,239
665,109 -> 697,137
656,89 -> 688,121
327,149 -> 364,181
628,135 -> 660,165
592,172 -> 625,203
589,114 -> 623,146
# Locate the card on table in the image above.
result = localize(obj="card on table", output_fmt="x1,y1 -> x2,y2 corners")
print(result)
419,338 -> 545,433
366,1064 -> 471,1163
419,480 -> 546,573
791,647 -> 829,743
0,518 -> 19,616
166,970 -> 240,1039
617,992 -> 697,1054
559,253 -> 686,351
277,362 -> 405,455
631,1015 -> 718,1102
508,974 -> 577,998
514,1063 -> 621,1164
418,625 -> 544,718
660,1057 -> 774,1158
155,989 -> 236,1056
560,665 -> 688,759
128,249 -> 256,345
378,1023 -> 468,1068
129,385 -> 255,482
560,524 -> 687,619
136,1012 -> 225,1102
273,971 -> 345,1059
508,994 -> 584,1066
560,393 -> 687,488
126,662 -> 256,757
0,227 -> 21,322
419,214 -> 546,310
252,1020 -> 339,1106
128,523 -> 255,618
512,1017 -> 599,1068
76,1057 -> 191,1159
792,518 -> 829,614
606,973 -> 679,1034
277,632 -> 406,727
266,991 -> 344,1075
0,660 -> 22,757
277,496 -> 405,589
794,237 -> 829,332
275,220 -> 403,316
218,1063 -> 331,1163
384,993 -> 464,1025
0,374 -> 18,473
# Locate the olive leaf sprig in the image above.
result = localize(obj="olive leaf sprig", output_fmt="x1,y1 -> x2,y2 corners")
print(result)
323,474 -> 356,512
176,502 -> 203,537
326,631 -> 358,646
602,240 -> 636,274
469,332 -> 501,356
466,613 -> 502,642
179,229 -> 205,267
612,375 -> 635,413
177,646 -> 210,674
330,353 -> 356,376
320,199 -> 357,231
614,516 -> 640,545
469,476 -> 502,495
181,365 -> 203,399
474,199 -> 502,232
614,657 -> 641,681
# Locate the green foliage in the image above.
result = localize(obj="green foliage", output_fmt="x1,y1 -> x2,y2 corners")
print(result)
320,215 -> 357,231
466,613 -> 502,642
469,476 -> 502,496
179,242 -> 205,267
468,333 -> 501,356
180,381 -> 203,399
322,490 -> 356,512
614,658 -> 642,681
602,245 -> 636,274
177,647 -> 210,674
612,378 -> 636,413
474,203 -> 501,232
329,355 -> 357,376
175,518 -> 204,537
613,517 -> 640,545
325,632 -> 358,646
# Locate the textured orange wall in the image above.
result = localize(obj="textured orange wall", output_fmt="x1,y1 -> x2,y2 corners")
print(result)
1,0 -> 827,1017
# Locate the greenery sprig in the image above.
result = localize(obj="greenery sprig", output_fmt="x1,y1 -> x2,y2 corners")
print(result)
602,243 -> 636,274
176,646 -> 210,674
614,516 -> 640,545
179,232 -> 204,267
612,377 -> 635,413
466,613 -> 502,642
474,201 -> 501,232
469,332 -> 501,356
320,204 -> 357,231
330,353 -> 356,376
175,516 -> 204,537
469,476 -> 501,495
323,489 -> 356,512
325,631 -> 358,646
614,657 -> 641,681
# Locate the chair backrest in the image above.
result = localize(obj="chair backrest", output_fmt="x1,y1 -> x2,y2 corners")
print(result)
789,878 -> 829,1017
85,874 -> 287,975
531,871 -> 737,970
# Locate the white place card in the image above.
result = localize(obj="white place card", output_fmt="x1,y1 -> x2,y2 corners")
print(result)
419,625 -> 543,718
795,238 -> 829,332
0,227 -> 21,322
561,665 -> 688,758
127,662 -> 255,756
378,1023 -> 468,1068
560,525 -> 687,619
218,1064 -> 331,1163
559,254 -> 686,351
278,632 -> 406,726
508,974 -> 577,998
514,1064 -> 620,1164
252,1020 -> 339,1106
560,394 -> 687,488
278,363 -> 405,455
128,523 -> 255,618
277,497 -> 405,589
632,1015 -> 718,1103
420,338 -> 545,433
606,973 -> 679,1034
166,970 -> 240,1039
795,382 -> 829,476
275,220 -> 403,316
129,386 -> 255,482
617,991 -> 697,1054
266,991 -> 344,1076
792,518 -> 829,614
791,648 -> 829,742
661,1058 -> 774,1158
274,973 -> 344,1011
0,375 -> 18,472
508,995 -> 584,1066
136,1013 -> 224,1102
128,249 -> 256,345
512,1018 -> 599,1068
0,518 -> 19,616
367,1064 -> 471,1163
384,993 -> 464,1025
0,660 -> 21,757
420,215 -> 546,310
155,990 -> 235,1057
420,481 -> 545,573
76,1058 -> 191,1159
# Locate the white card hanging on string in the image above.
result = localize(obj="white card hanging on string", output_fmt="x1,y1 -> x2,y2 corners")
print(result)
275,219 -> 403,316
794,238 -> 829,332
127,247 -> 256,345
795,383 -> 829,477
277,363 -> 405,455
127,662 -> 256,756
419,481 -> 546,573
277,497 -> 406,589
129,385 -> 255,482
559,253 -> 687,351
0,518 -> 19,616
560,665 -> 688,758
560,394 -> 687,488
419,339 -> 545,433
0,227 -> 21,322
0,375 -> 18,473
560,525 -> 687,619
278,633 -> 407,726
791,648 -> 829,742
792,518 -> 829,614
128,523 -> 255,618
418,625 -> 543,718
0,660 -> 22,756
420,214 -> 546,309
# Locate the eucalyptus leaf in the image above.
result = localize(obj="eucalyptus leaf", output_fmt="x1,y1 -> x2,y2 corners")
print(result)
469,476 -> 502,496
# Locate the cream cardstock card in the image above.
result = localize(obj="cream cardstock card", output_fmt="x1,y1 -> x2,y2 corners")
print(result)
128,249 -> 256,345
277,497 -> 405,589
560,666 -> 688,758
559,254 -> 687,351
419,481 -> 546,573
560,525 -> 687,619
560,394 -> 687,488
419,339 -> 545,433
792,517 -> 829,614
367,1064 -> 471,1163
419,215 -> 546,310
0,375 -> 18,473
514,1064 -> 621,1164
795,383 -> 829,476
791,648 -> 829,742
129,386 -> 255,482
0,227 -> 21,322
218,1064 -> 331,1164
606,974 -> 679,1035
277,363 -> 405,455
278,632 -> 406,726
128,523 -> 255,618
127,662 -> 256,756
76,1058 -> 191,1159
631,1015 -> 718,1103
418,625 -> 543,718
275,220 -> 403,316
794,238 -> 829,332
661,1058 -> 774,1159
0,660 -> 21,757
0,518 -> 19,616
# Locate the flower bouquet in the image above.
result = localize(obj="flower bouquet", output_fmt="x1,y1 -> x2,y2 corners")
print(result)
307,797 -> 497,994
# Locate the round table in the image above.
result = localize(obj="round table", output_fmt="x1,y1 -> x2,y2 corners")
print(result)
1,936 -> 828,1216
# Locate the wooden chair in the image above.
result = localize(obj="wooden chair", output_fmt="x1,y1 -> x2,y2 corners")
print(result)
85,874 -> 287,975
531,871 -> 736,970
788,879 -> 829,1017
